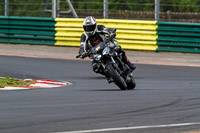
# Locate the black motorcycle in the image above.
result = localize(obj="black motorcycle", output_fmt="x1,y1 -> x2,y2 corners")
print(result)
76,32 -> 136,90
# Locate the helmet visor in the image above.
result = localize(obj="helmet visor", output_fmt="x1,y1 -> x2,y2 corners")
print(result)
83,24 -> 96,32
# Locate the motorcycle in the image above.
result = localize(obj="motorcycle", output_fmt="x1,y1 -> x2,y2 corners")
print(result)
76,30 -> 136,90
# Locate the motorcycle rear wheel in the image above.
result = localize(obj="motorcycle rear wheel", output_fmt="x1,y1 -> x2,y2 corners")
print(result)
126,77 -> 136,90
106,64 -> 127,90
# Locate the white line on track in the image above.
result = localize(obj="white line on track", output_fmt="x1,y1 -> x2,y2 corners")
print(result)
54,122 -> 200,133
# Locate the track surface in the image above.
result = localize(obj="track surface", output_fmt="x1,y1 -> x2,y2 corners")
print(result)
0,55 -> 200,133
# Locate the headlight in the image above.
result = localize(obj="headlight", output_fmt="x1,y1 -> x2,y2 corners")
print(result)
103,47 -> 110,55
93,54 -> 102,61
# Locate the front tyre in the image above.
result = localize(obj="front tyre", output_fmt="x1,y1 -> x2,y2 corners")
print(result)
106,64 -> 127,90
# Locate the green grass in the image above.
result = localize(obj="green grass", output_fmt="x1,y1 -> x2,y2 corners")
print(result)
0,77 -> 36,88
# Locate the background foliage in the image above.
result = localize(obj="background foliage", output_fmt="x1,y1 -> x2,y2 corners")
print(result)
0,0 -> 200,22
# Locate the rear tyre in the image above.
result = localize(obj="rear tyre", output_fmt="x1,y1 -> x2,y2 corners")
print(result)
106,64 -> 127,90
126,77 -> 136,90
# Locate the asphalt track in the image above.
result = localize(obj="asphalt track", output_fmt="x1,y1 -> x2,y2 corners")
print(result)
0,55 -> 200,133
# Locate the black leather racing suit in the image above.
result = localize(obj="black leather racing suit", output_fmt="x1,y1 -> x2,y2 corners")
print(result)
79,25 -> 134,72
79,25 -> 110,55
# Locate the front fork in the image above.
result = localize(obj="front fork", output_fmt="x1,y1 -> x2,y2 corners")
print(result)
100,55 -> 130,82
111,56 -> 132,81
103,57 -> 124,80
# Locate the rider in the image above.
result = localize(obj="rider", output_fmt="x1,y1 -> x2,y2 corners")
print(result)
78,16 -> 136,72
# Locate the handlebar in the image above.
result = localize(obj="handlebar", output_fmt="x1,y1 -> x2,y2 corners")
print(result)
76,52 -> 91,59
106,36 -> 115,43
76,54 -> 81,58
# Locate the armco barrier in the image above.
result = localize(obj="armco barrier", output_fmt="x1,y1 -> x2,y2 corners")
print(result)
0,16 -> 56,45
55,18 -> 158,51
157,22 -> 200,53
1,16 -> 200,53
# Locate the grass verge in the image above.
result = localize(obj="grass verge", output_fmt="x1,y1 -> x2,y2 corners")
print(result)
0,77 -> 36,88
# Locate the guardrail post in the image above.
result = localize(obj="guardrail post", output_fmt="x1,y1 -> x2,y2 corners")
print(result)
57,0 -> 60,17
52,0 -> 57,18
66,0 -> 78,18
155,0 -> 160,21
5,0 -> 9,16
104,0 -> 108,19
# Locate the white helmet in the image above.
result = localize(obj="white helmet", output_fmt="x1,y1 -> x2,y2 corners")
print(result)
83,16 -> 97,37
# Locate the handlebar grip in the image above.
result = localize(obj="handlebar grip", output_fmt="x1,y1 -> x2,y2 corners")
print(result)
76,52 -> 91,59
76,55 -> 81,58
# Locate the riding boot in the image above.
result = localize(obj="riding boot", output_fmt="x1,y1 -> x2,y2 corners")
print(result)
126,61 -> 136,71
120,50 -> 136,71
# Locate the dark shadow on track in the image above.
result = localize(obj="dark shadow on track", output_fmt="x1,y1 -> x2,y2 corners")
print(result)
71,76 -> 106,80
82,89 -> 122,91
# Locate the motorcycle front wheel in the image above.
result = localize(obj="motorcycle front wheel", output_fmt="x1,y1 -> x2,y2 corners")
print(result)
106,64 -> 127,90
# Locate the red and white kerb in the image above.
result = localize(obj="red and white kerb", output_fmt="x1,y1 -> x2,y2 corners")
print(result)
0,79 -> 71,90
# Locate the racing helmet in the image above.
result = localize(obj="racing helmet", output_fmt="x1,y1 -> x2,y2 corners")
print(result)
83,16 -> 97,37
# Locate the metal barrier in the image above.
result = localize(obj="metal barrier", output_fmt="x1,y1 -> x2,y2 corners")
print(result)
55,18 -> 158,51
0,16 -> 55,45
157,22 -> 200,53
1,16 -> 200,53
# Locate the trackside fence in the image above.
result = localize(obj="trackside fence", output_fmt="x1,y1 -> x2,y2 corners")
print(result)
157,22 -> 200,53
1,16 -> 200,53
55,18 -> 158,51
0,16 -> 56,45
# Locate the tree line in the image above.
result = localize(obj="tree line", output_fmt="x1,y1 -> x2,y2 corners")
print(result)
72,0 -> 200,12
0,0 -> 200,17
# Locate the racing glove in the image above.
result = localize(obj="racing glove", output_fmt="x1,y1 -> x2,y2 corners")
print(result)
81,52 -> 88,59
